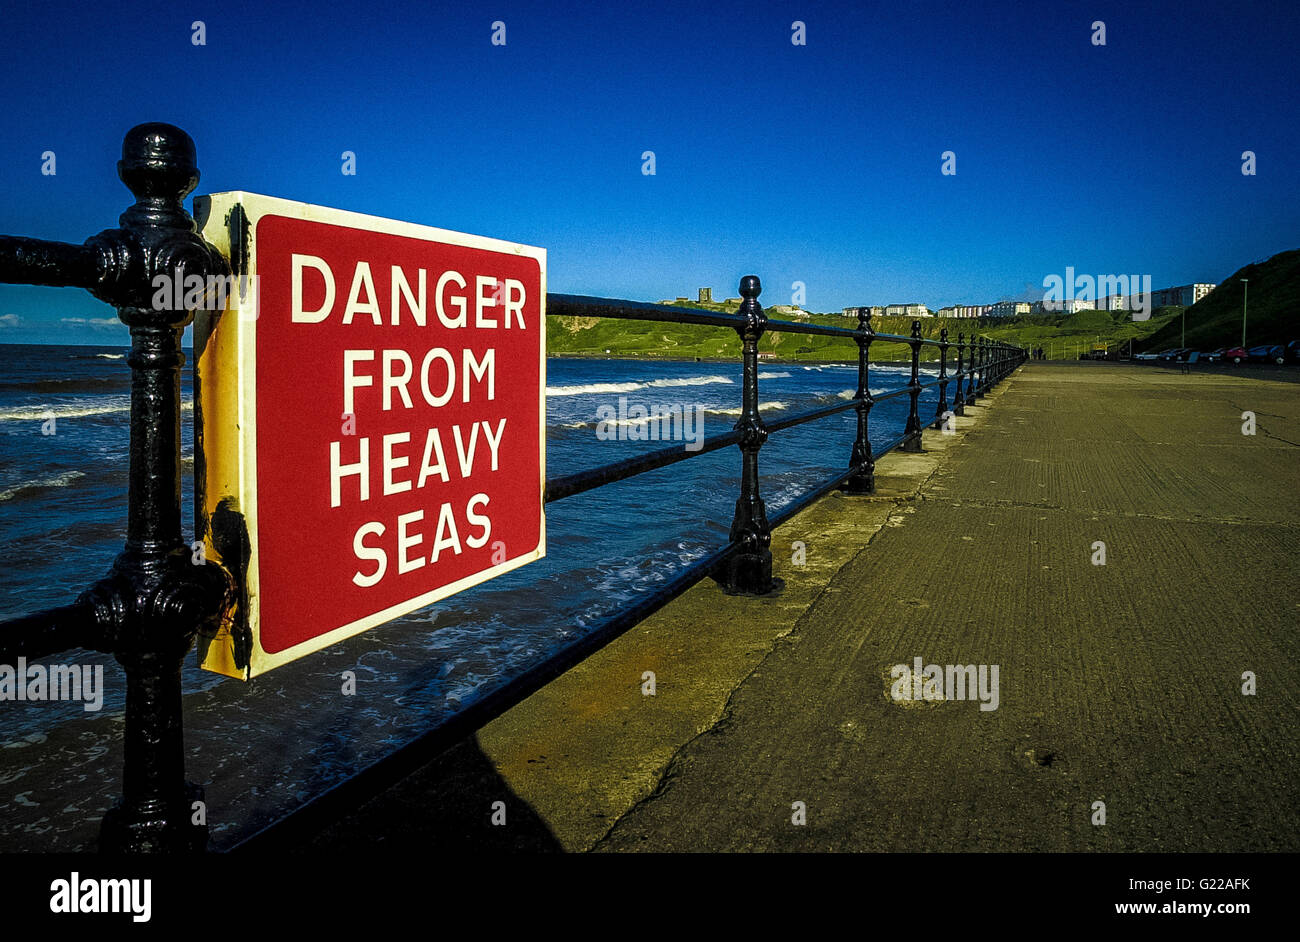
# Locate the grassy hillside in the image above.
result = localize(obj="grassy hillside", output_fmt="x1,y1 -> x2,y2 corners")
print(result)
547,304 -> 1178,362
1137,248 -> 1300,351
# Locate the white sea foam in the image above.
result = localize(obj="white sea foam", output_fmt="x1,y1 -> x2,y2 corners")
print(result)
0,470 -> 86,502
0,399 -> 193,421
712,401 -> 788,415
646,375 -> 733,388
604,416 -> 655,428
546,374 -> 733,396
546,382 -> 643,396
0,403 -> 128,421
757,371 -> 791,379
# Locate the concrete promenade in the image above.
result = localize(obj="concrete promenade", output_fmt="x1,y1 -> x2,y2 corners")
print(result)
299,361 -> 1299,853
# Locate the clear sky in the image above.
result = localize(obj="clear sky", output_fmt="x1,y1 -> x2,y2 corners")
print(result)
1,0 -> 1296,344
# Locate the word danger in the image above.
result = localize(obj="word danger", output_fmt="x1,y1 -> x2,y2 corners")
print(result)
291,254 -> 529,329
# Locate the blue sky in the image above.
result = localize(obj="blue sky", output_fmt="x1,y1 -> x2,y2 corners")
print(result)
1,0 -> 1296,344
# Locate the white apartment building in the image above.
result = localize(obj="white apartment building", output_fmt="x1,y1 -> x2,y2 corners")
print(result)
988,301 -> 1030,317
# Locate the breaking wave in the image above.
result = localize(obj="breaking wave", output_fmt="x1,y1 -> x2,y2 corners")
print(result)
547,375 -> 733,396
0,470 -> 87,503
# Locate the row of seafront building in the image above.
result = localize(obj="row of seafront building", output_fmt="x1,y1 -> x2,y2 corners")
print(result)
841,283 -> 1217,319
661,283 -> 1217,320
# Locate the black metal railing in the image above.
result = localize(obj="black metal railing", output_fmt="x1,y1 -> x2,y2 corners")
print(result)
543,288 -> 1024,594
0,123 -> 1027,853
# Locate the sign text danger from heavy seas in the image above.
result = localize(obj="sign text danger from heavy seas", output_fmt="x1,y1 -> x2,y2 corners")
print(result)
194,194 -> 545,678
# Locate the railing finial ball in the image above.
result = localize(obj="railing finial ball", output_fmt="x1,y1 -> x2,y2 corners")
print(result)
739,274 -> 761,299
118,123 -> 200,204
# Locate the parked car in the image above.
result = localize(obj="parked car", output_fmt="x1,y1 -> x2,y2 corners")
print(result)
1286,340 -> 1300,363
1133,350 -> 1160,361
1247,344 -> 1286,364
1159,348 -> 1190,362
1202,348 -> 1226,362
1222,346 -> 1248,364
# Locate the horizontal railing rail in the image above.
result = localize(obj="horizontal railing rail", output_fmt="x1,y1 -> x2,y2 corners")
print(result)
0,122 -> 1028,854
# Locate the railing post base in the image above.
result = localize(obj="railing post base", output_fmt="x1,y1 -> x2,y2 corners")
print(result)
720,549 -> 774,596
841,470 -> 875,495
101,780 -> 208,854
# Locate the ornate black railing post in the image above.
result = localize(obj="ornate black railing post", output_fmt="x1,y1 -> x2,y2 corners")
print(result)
975,338 -> 987,398
932,327 -> 950,430
721,276 -> 772,594
901,320 -> 924,452
89,124 -> 235,853
953,332 -> 966,416
0,123 -> 234,853
842,307 -> 875,494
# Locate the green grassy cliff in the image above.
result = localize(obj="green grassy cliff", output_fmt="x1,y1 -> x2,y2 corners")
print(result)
545,248 -> 1296,361
547,306 -> 1177,362
1136,248 -> 1299,351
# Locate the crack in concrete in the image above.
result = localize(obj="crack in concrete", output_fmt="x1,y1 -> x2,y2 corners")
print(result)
1229,401 -> 1300,448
